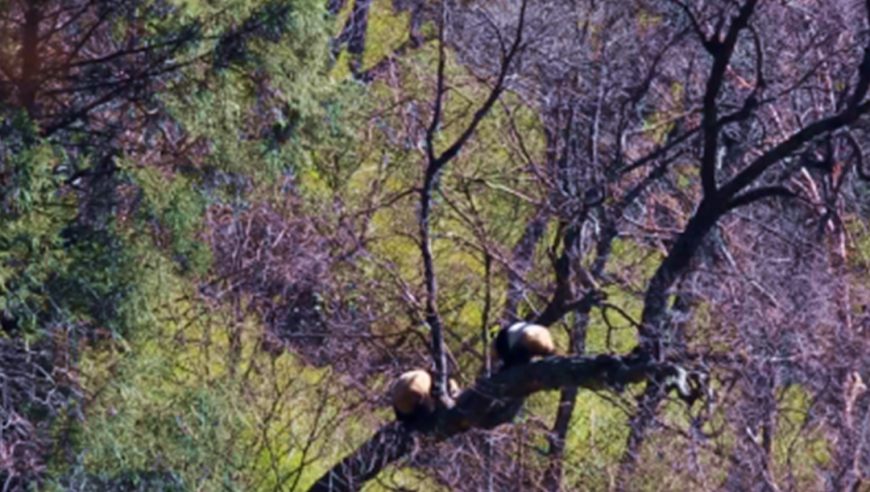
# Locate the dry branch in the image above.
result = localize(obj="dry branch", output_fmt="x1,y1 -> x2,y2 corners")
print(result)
306,351 -> 693,492
420,0 -> 528,403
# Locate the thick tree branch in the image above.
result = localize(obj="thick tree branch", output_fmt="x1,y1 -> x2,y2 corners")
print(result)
638,57 -> 870,346
641,55 -> 863,343
699,0 -> 758,198
543,144 -> 681,491
306,353 -> 686,492
850,45 -> 870,109
719,100 -> 870,200
306,424 -> 412,492
617,95 -> 870,489
719,13 -> 870,199
615,198 -> 723,489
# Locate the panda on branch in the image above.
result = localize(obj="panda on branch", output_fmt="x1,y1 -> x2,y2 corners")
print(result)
492,322 -> 556,372
391,369 -> 460,431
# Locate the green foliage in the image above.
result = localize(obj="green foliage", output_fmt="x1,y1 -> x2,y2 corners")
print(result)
67,253 -> 374,491
0,114 -> 138,339
0,138 -> 72,336
361,0 -> 410,71
559,391 -> 632,490
159,0 -> 351,191
771,385 -> 831,486
121,162 -> 212,275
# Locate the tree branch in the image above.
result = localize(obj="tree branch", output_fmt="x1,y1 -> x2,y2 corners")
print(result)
419,0 -> 529,401
724,186 -> 797,212
425,3 -> 448,166
719,100 -> 870,200
718,5 -> 870,198
843,132 -> 869,182
20,2 -> 42,115
429,0 -> 528,169
699,0 -> 758,198
420,0 -> 451,404
306,352 -> 685,492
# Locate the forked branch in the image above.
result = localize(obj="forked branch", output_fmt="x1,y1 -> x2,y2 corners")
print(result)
420,0 -> 529,402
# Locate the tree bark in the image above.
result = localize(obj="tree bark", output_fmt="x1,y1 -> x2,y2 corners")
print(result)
20,2 -> 42,115
306,351 -> 678,492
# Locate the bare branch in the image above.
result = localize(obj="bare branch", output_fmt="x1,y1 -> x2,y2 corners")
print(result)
425,3 -> 448,166
306,353 -> 689,492
720,100 -> 870,199
724,186 -> 798,212
419,0 -> 529,401
699,0 -> 759,197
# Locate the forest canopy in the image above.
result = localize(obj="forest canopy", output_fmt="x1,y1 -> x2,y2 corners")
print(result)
1,0 -> 870,491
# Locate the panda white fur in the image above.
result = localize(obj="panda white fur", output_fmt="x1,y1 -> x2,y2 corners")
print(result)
492,322 -> 555,371
391,370 -> 460,429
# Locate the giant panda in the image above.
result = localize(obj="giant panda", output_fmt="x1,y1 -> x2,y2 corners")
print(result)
492,322 -> 556,371
391,369 -> 461,430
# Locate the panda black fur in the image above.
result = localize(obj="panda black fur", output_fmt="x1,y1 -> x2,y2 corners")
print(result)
391,370 -> 460,430
493,322 -> 555,371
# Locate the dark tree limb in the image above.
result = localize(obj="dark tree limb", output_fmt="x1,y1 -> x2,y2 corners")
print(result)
419,0 -> 450,404
850,45 -> 870,109
543,141 -> 683,492
620,198 -> 726,489
622,1 -> 764,463
720,100 -> 870,200
699,0 -> 759,198
420,0 -> 528,402
306,423 -> 413,492
721,16 -> 870,198
619,94 -> 870,480
617,7 -> 870,482
724,186 -> 797,212
427,0 -> 528,169
320,4 -> 870,491
842,132 -> 869,182
424,3 -> 448,167
306,352 -> 687,492
747,25 -> 766,90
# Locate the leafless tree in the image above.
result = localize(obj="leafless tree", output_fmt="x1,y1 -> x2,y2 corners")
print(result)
306,0 -> 870,491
